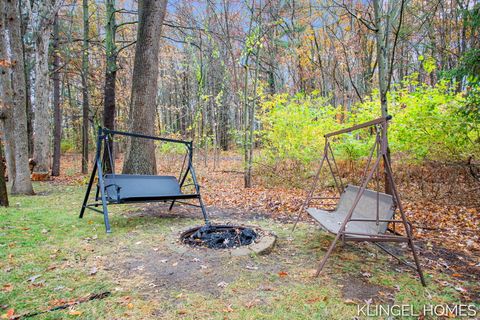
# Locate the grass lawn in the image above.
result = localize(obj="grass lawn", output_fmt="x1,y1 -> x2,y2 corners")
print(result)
0,182 -> 477,319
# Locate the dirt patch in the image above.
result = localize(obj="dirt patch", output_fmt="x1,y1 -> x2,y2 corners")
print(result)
339,277 -> 395,304
420,243 -> 480,282
128,202 -> 273,223
110,211 -> 281,300
119,248 -> 244,298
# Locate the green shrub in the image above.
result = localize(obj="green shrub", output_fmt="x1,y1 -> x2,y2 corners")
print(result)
60,140 -> 76,153
258,92 -> 342,164
258,78 -> 479,167
156,140 -> 188,155
388,78 -> 478,161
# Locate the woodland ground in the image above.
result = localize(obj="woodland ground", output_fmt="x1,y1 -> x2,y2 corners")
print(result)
0,153 -> 479,319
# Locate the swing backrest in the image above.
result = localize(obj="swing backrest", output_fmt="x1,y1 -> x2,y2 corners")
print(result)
337,185 -> 395,234
103,174 -> 182,202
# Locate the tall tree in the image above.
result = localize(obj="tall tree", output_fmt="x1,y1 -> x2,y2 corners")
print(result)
102,0 -> 117,173
51,13 -> 61,176
4,0 -> 34,195
103,0 -> 117,132
0,0 -> 17,185
81,0 -> 90,174
122,0 -> 168,174
30,0 -> 59,180
372,0 -> 405,194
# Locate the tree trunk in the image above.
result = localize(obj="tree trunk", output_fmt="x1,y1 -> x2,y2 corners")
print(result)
32,1 -> 56,180
5,0 -> 34,195
0,1 -> 16,186
373,0 -> 402,195
81,0 -> 90,174
122,0 -> 168,175
51,13 -> 61,177
245,46 -> 261,188
19,0 -> 34,159
0,142 -> 9,206
103,0 -> 117,173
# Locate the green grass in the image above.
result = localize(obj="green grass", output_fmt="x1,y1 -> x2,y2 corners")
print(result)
0,183 -> 477,319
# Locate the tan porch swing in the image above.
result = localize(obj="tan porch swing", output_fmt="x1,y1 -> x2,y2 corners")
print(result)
293,116 -> 426,286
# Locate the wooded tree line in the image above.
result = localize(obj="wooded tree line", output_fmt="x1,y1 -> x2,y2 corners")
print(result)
0,0 -> 478,199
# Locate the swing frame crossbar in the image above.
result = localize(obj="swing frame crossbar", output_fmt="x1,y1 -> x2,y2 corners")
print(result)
79,127 -> 209,233
293,116 -> 426,286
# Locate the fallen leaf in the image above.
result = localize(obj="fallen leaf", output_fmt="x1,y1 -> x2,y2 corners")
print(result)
68,310 -> 83,316
0,60 -> 14,68
278,271 -> 288,277
344,299 -> 357,305
245,299 -> 260,308
1,284 -> 13,292
1,308 -> 14,319
306,297 -> 323,304
46,265 -> 56,271
223,305 -> 233,312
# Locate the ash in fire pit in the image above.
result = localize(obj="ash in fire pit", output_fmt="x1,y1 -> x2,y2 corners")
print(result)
182,225 -> 257,249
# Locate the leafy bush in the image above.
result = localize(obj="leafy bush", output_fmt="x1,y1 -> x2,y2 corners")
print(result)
389,78 -> 479,161
156,140 -> 187,155
61,140 -> 76,153
258,92 -> 342,164
258,78 -> 479,167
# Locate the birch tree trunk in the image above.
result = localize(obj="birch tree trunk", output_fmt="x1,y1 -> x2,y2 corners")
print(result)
31,0 -> 59,180
5,0 -> 34,195
123,0 -> 168,175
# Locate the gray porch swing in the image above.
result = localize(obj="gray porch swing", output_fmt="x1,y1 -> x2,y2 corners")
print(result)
79,127 -> 209,233
293,116 -> 426,286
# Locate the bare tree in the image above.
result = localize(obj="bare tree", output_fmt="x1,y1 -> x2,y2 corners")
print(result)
123,0 -> 168,174
51,13 -> 61,176
81,0 -> 90,174
372,0 -> 405,194
0,1 -> 17,185
30,0 -> 60,180
4,0 -> 34,195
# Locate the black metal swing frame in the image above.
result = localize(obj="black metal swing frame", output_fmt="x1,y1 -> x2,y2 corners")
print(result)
79,127 -> 209,233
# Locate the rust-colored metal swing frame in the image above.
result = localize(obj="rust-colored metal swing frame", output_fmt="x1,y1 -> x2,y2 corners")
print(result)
293,116 -> 426,286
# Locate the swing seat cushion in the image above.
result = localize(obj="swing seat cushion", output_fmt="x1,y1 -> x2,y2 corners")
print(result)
307,185 -> 394,236
103,174 -> 197,202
